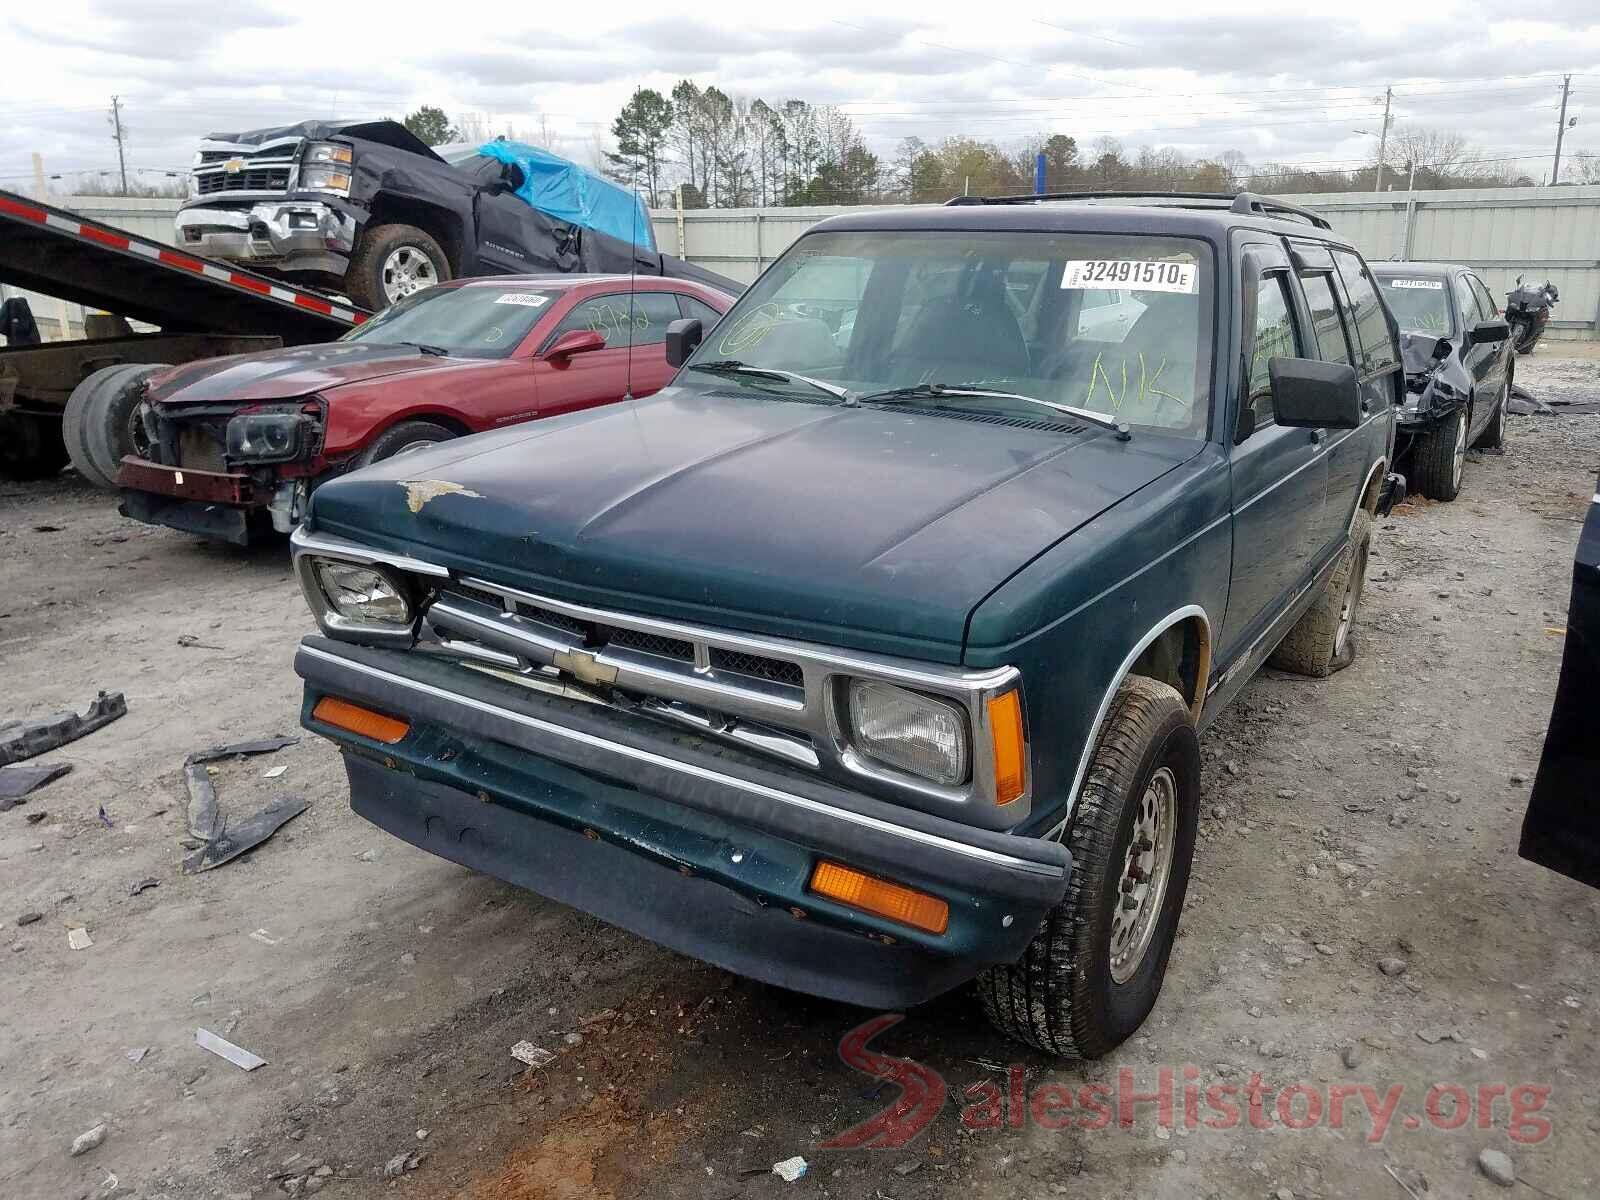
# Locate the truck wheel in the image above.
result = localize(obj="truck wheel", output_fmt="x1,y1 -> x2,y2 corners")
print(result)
978,676 -> 1199,1058
356,420 -> 455,467
1268,510 -> 1373,678
62,363 -> 164,489
1475,374 -> 1509,450
0,413 -> 70,481
1410,406 -> 1466,501
346,224 -> 450,310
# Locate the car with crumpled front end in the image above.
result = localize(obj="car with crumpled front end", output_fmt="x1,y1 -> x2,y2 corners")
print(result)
116,274 -> 732,543
288,193 -> 1402,1058
1371,261 -> 1513,501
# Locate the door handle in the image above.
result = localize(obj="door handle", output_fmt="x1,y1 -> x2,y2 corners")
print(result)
1309,429 -> 1325,446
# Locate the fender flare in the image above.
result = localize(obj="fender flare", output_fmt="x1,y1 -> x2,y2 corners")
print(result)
1045,604 -> 1213,838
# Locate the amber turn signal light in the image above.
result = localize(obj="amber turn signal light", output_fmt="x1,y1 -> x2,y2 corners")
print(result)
312,696 -> 409,744
809,860 -> 950,935
987,690 -> 1026,805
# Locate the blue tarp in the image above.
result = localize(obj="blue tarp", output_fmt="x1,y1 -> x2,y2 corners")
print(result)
477,141 -> 655,253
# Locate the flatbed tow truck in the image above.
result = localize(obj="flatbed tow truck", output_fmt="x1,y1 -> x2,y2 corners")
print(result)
0,187 -> 367,483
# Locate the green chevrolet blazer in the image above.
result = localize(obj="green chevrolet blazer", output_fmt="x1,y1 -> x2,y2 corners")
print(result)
291,191 -> 1403,1057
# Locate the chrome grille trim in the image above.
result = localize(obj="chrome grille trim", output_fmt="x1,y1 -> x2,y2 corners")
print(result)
290,526 -> 1030,827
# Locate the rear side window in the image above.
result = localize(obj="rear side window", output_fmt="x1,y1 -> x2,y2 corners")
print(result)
1332,251 -> 1400,376
679,295 -> 725,329
1300,273 -> 1354,367
1245,273 -> 1300,430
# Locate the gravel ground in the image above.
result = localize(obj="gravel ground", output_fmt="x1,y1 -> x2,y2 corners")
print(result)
2,348 -> 1598,1200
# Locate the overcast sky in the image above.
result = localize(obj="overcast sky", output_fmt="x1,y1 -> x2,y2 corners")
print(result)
4,0 -> 1599,191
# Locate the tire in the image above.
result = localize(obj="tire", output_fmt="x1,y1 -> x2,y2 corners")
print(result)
356,420 -> 455,467
1475,372 -> 1509,450
0,413 -> 70,481
1268,509 -> 1374,678
62,363 -> 164,489
345,224 -> 450,311
978,676 -> 1200,1058
1410,406 -> 1466,501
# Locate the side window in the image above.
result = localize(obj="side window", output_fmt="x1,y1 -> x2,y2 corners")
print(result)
1451,274 -> 1480,331
1299,273 -> 1355,367
628,292 -> 683,347
1245,273 -> 1301,431
1332,250 -> 1400,376
1467,275 -> 1498,322
679,295 -> 725,330
546,294 -> 634,350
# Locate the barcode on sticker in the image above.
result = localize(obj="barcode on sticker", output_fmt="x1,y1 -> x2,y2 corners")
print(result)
495,293 -> 549,307
1062,260 -> 1196,294
1386,279 -> 1443,290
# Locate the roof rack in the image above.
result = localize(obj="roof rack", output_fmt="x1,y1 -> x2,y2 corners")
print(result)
943,189 -> 1333,231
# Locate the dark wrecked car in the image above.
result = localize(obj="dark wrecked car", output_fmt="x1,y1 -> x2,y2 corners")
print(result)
289,191 -> 1402,1057
175,121 -> 726,310
1370,262 -> 1513,501
115,274 -> 733,544
1520,473 -> 1600,889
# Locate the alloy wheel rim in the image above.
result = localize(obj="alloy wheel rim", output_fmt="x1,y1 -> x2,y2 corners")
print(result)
1110,766 -> 1178,984
1334,538 -> 1367,656
381,247 -> 438,303
1451,411 -> 1467,489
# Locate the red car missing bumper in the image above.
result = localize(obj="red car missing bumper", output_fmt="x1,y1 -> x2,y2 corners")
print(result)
117,273 -> 734,543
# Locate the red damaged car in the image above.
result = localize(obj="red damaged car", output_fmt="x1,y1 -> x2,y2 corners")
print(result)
116,274 -> 734,543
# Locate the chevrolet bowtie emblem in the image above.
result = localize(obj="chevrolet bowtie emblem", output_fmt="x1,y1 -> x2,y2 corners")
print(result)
552,647 -> 619,687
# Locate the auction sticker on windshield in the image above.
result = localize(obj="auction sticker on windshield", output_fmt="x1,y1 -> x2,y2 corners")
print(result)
1385,279 -> 1444,290
494,293 -> 551,307
1062,260 -> 1196,294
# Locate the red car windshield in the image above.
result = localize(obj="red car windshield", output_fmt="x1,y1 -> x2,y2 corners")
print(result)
342,285 -> 563,358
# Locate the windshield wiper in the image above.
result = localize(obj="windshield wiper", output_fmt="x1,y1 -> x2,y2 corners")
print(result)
852,382 -> 1131,440
688,359 -> 851,402
398,341 -> 451,357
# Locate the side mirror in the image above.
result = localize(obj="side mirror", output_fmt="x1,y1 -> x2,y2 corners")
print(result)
1430,335 -> 1452,360
1269,357 -> 1362,430
543,329 -> 606,361
665,318 -> 703,368
1468,318 -> 1510,346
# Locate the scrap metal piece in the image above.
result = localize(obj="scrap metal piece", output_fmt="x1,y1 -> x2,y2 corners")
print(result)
184,761 -> 223,843
186,735 -> 299,766
0,761 -> 71,803
67,927 -> 93,950
181,795 -> 310,874
0,691 -> 126,766
195,1027 -> 266,1071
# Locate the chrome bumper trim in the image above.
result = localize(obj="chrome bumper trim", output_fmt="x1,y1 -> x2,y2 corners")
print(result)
300,643 -> 1059,877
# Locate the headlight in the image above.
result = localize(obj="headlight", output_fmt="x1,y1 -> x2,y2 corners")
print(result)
304,141 -> 353,166
847,680 -> 969,786
226,412 -> 311,463
311,560 -> 412,627
299,165 -> 352,194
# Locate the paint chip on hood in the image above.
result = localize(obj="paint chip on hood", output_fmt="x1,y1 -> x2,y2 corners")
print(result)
401,480 -> 483,513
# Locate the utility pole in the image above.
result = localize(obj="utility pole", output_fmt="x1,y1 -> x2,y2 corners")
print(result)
1551,74 -> 1573,186
109,96 -> 128,195
1373,86 -> 1393,193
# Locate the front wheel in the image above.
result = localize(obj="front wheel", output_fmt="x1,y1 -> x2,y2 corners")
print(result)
346,224 -> 451,311
356,420 -> 455,467
978,676 -> 1199,1058
1411,406 -> 1466,501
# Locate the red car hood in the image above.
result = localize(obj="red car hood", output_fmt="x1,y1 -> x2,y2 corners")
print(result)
146,342 -> 497,406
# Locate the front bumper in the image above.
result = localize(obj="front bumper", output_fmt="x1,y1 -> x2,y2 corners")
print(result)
175,198 -> 357,275
295,637 -> 1072,1008
117,456 -> 263,544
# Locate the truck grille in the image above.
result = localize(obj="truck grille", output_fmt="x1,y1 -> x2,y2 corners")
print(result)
196,168 -> 292,195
